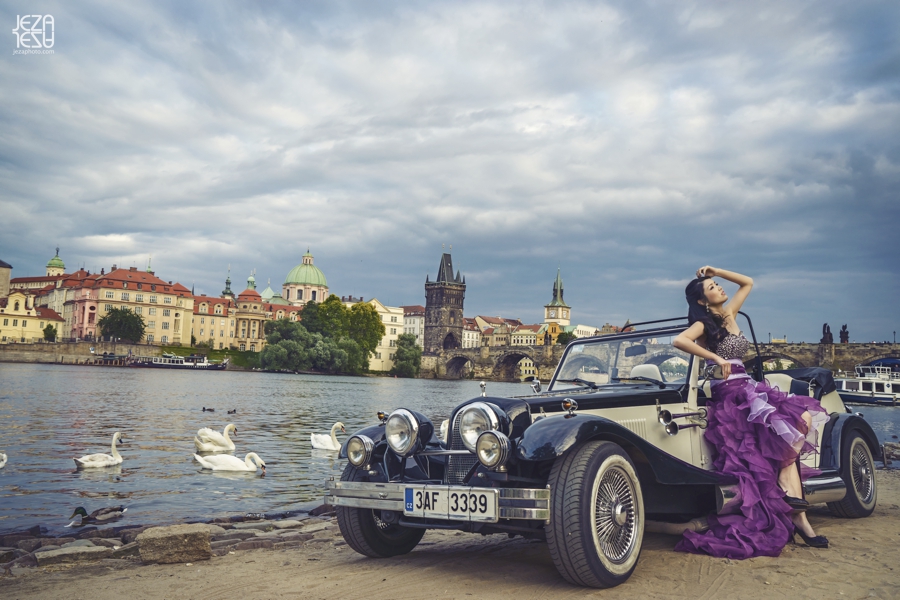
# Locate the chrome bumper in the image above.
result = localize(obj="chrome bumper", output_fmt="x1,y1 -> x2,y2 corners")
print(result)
717,475 -> 846,514
325,478 -> 551,521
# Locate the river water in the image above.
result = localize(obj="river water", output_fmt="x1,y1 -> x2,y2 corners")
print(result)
1,363 -> 897,536
0,363 -> 525,535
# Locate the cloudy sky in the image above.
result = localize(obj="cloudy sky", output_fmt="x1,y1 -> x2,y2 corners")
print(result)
2,1 -> 898,343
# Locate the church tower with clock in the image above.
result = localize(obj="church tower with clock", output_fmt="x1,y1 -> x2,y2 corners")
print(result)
544,269 -> 571,326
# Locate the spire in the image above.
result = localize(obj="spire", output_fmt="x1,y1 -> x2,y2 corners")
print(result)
222,266 -> 234,298
436,253 -> 454,283
554,268 -> 564,303
147,255 -> 154,275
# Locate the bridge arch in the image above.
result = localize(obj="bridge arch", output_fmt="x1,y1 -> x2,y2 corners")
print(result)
492,350 -> 537,382
857,352 -> 900,368
445,354 -> 475,379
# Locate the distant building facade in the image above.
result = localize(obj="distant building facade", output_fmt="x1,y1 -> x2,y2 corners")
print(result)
401,305 -> 425,349
0,290 -> 64,343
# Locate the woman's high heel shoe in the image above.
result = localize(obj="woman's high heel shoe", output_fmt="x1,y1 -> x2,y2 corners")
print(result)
793,526 -> 829,548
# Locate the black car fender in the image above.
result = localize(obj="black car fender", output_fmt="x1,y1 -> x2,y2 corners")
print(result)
819,412 -> 882,471
515,414 -> 733,486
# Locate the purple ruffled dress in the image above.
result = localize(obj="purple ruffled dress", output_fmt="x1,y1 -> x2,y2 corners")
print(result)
675,332 -> 828,559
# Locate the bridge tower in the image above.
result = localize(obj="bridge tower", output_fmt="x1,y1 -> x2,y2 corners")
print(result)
424,252 -> 466,354
543,268 -> 570,326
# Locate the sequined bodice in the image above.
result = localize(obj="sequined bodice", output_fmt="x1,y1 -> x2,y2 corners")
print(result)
713,332 -> 750,360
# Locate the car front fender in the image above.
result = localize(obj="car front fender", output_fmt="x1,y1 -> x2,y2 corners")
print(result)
515,414 -> 732,486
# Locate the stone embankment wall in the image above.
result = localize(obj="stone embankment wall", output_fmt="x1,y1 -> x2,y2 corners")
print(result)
0,341 -> 160,365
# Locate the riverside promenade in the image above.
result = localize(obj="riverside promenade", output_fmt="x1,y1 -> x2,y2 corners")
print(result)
3,470 -> 899,599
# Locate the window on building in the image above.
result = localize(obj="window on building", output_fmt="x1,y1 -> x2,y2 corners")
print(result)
200,317 -> 205,324
220,330 -> 224,337
311,291 -> 317,301
250,343 -> 256,352
105,291 -> 114,299
219,342 -> 223,349
161,335 -> 168,343
200,329 -> 204,336
40,321 -> 44,328
389,339 -> 396,347
231,331 -> 234,338
22,320 -> 27,327
104,304 -> 113,312
239,343 -> 246,351
149,296 -> 157,303
390,352 -> 395,359
215,305 -> 222,315
162,322 -> 170,330
12,319 -> 18,326
135,294 -> 143,302
164,297 -> 172,305
298,290 -> 303,300
121,292 -> 130,301
2,319 -> 7,326
122,282 -> 128,289
230,319 -> 235,326
391,316 -> 398,323
148,321 -> 156,328
149,307 -> 157,315
375,352 -> 381,359
147,334 -> 154,342
390,328 -> 397,334
134,306 -> 142,315
163,309 -> 171,317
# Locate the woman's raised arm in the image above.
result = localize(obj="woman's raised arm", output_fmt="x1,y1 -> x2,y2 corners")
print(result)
697,266 -> 753,315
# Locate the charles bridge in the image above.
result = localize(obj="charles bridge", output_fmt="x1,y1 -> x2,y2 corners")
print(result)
420,342 -> 900,382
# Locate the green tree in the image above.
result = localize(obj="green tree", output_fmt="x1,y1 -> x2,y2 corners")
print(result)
347,301 -> 385,357
390,333 -> 422,378
43,323 -> 57,342
97,307 -> 146,343
556,331 -> 576,345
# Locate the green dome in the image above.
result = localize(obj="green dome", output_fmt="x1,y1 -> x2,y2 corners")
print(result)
47,249 -> 65,269
283,251 -> 327,286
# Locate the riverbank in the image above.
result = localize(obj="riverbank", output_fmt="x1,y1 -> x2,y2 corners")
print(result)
3,470 -> 898,599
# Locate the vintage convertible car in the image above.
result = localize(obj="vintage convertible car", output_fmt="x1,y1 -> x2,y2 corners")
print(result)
325,315 -> 882,588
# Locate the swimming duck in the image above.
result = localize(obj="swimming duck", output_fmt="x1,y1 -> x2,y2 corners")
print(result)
66,505 -> 127,527
202,407 -> 215,412
194,423 -> 237,452
0,452 -> 7,469
74,432 -> 125,468
227,409 -> 237,414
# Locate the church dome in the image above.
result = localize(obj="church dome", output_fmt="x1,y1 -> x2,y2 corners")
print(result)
284,250 -> 327,287
47,249 -> 65,270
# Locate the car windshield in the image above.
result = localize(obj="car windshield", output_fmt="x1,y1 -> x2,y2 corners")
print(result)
549,332 -> 692,392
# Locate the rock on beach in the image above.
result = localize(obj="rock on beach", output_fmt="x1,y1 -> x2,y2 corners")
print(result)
136,524 -> 211,564
35,546 -> 112,567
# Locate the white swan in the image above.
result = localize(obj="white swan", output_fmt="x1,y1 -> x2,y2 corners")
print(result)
0,452 -> 7,469
194,452 -> 265,472
74,432 -> 124,468
194,423 -> 237,452
311,422 -> 345,451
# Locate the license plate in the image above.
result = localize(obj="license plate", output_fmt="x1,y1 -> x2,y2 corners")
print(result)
403,485 -> 498,523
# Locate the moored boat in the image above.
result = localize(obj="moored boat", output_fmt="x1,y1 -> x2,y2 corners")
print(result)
128,354 -> 228,370
835,365 -> 899,405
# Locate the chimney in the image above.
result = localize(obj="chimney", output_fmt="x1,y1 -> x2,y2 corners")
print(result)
111,265 -> 117,271
130,266 -> 137,272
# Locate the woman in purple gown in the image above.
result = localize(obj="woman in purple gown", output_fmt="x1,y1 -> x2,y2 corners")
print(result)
673,266 -> 829,558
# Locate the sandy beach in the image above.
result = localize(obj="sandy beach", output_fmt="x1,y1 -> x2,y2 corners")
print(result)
3,470 -> 898,600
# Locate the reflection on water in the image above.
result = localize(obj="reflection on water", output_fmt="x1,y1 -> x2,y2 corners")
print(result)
0,363 -> 524,535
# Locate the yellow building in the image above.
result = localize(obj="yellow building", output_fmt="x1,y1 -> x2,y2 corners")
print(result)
0,290 -> 65,343
343,297 -> 403,372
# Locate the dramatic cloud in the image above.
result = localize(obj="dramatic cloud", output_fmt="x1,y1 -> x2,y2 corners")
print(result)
1,1 -> 898,342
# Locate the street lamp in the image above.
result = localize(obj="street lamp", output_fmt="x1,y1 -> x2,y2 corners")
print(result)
768,332 -> 771,343
894,331 -> 896,344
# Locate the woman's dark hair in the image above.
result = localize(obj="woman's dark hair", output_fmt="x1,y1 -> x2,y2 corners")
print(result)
685,277 -> 727,349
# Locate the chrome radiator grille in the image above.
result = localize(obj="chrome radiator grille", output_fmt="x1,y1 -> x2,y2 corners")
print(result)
446,412 -> 477,485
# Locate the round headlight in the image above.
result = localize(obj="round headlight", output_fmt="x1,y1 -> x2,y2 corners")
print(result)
385,409 -> 419,456
476,430 -> 510,469
346,435 -> 374,467
458,402 -> 500,451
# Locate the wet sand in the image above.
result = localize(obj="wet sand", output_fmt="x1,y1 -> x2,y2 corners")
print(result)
4,470 -> 899,599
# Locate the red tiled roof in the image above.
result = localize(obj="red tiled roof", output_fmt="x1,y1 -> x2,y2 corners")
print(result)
10,275 -> 67,284
95,267 -> 192,297
477,316 -> 524,327
237,289 -> 262,301
514,324 -> 542,333
265,303 -> 303,314
35,306 -> 64,321
400,305 -> 425,315
192,295 -> 233,315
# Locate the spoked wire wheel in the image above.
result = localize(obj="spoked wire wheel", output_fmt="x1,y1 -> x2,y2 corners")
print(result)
591,464 -> 639,564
